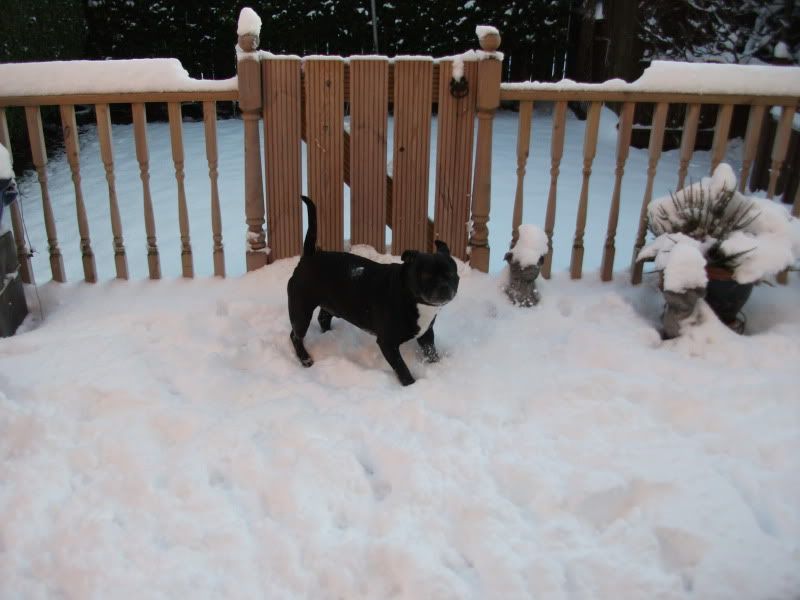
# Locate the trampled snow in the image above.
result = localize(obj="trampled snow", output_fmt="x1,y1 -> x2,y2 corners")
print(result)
3,94 -> 800,598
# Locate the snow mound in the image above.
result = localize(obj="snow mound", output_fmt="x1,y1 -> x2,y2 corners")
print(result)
508,224 -> 548,267
237,7 -> 262,37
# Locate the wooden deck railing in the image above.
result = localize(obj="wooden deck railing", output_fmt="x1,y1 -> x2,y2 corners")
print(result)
1,9 -> 798,287
500,84 -> 800,283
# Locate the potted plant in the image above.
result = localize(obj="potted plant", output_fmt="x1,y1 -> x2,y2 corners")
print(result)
638,163 -> 800,335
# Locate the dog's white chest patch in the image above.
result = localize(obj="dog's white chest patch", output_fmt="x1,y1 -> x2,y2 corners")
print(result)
415,303 -> 440,338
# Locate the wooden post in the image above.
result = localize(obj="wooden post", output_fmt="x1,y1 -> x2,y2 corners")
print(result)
468,27 -> 502,273
237,14 -> 268,271
0,108 -> 33,284
203,101 -> 225,277
167,102 -> 194,278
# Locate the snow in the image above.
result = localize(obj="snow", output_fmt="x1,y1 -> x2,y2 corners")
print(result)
770,106 -> 800,131
475,25 -> 500,40
774,41 -> 791,59
0,59 -> 237,97
3,90 -> 800,598
236,7 -> 262,37
508,224 -> 548,267
2,254 -> 800,598
662,242 -> 707,292
502,60 -> 800,96
0,143 -> 13,179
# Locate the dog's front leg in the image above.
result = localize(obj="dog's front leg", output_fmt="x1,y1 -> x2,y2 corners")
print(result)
416,323 -> 440,363
377,339 -> 415,386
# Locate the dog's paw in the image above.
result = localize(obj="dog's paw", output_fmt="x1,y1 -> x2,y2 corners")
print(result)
400,375 -> 416,386
420,346 -> 440,363
301,357 -> 314,367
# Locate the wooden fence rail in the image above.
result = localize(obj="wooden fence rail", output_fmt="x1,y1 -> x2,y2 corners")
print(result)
0,10 -> 798,288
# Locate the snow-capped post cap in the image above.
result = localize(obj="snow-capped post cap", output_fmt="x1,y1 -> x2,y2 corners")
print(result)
237,7 -> 262,52
476,25 -> 501,53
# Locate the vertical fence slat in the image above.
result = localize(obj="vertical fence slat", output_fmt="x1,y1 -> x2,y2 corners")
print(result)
392,59 -> 433,254
677,103 -> 701,189
0,108 -> 33,283
95,104 -> 128,280
511,100 -> 533,245
305,58 -> 345,251
25,106 -> 66,282
349,57 -> 388,253
739,104 -> 766,193
541,100 -> 568,279
131,103 -> 161,280
570,101 -> 602,279
767,105 -> 795,200
710,103 -> 734,174
263,57 -> 303,260
203,101 -> 225,277
434,59 -> 478,260
59,105 -> 96,283
167,102 -> 193,277
600,102 -> 635,282
631,102 -> 669,284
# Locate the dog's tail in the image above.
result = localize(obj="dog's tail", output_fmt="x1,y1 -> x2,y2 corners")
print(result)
301,195 -> 317,257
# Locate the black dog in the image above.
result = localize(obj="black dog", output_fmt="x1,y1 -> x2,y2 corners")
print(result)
288,196 -> 459,386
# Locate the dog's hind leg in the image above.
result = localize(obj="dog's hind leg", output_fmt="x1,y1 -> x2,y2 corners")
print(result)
318,308 -> 333,332
288,291 -> 315,367
377,339 -> 415,386
417,323 -> 440,363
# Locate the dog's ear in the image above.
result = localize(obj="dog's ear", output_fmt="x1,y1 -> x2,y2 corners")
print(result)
434,240 -> 451,255
401,250 -> 419,263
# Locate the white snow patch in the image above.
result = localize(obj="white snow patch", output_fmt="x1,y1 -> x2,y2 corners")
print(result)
774,41 -> 791,59
663,242 -> 708,292
0,143 -> 13,179
0,59 -> 237,96
502,60 -> 800,96
237,7 -> 262,37
509,224 -> 548,267
475,25 -> 500,40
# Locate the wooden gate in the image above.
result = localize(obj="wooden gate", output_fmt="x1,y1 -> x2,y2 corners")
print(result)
237,25 -> 503,271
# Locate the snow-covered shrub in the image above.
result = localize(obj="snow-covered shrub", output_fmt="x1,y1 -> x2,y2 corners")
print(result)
638,163 -> 800,289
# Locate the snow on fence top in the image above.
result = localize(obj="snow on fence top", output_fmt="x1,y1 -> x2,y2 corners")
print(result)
503,60 -> 800,97
237,7 -> 262,37
0,59 -> 237,97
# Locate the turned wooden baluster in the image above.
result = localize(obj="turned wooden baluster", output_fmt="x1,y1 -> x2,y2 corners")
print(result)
600,102 -> 635,282
95,103 -> 128,279
739,104 -> 766,193
710,104 -> 734,174
167,102 -> 193,278
59,105 -> 97,283
767,106 -> 795,200
631,102 -> 669,285
676,103 -> 700,189
570,101 -> 602,279
132,103 -> 161,280
511,100 -> 533,246
25,106 -> 66,282
203,101 -> 225,277
541,100 -> 567,279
